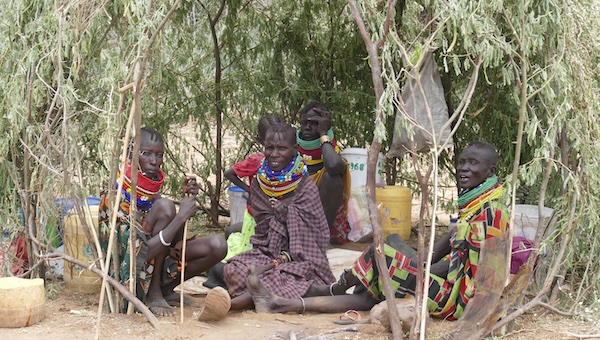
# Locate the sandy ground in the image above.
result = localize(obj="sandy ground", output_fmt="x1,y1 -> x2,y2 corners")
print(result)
3,286 -> 599,340
4,197 -> 598,339
3,224 -> 600,339
3,243 -> 599,340
4,201 -> 599,339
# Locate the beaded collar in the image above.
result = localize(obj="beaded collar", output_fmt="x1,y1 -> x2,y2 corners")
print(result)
257,153 -> 307,200
117,162 -> 165,209
458,175 -> 503,220
297,128 -> 341,167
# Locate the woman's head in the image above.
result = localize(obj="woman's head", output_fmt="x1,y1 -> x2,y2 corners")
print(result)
257,114 -> 284,144
299,102 -> 329,141
263,123 -> 297,171
457,141 -> 498,190
129,127 -> 164,179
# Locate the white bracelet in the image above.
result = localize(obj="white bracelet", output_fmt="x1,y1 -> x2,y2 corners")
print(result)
159,230 -> 171,247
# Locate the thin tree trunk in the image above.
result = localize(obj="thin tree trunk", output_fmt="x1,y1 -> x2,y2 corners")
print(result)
201,0 -> 227,228
347,1 -> 403,338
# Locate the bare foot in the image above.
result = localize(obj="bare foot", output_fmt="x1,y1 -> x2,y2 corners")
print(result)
146,299 -> 174,317
163,292 -> 197,307
246,265 -> 292,313
332,269 -> 358,295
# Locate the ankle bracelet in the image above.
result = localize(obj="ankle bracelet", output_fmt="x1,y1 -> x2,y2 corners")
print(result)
299,297 -> 306,313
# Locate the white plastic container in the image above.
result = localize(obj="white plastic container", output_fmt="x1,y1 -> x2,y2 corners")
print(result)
341,148 -> 385,188
228,186 -> 248,225
512,204 -> 554,241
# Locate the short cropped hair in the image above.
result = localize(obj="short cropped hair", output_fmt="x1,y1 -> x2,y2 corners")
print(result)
141,127 -> 164,144
466,141 -> 498,166
267,122 -> 297,146
300,101 -> 330,118
128,127 -> 164,158
257,115 -> 284,143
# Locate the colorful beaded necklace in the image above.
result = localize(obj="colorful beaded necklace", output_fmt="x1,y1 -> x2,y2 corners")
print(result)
117,162 -> 165,209
257,153 -> 307,201
458,175 -> 503,220
297,128 -> 341,167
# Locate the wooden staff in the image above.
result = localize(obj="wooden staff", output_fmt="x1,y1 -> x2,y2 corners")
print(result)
96,80 -> 159,333
180,116 -> 194,322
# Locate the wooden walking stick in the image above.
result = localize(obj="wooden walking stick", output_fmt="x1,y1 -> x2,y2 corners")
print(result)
180,116 -> 195,322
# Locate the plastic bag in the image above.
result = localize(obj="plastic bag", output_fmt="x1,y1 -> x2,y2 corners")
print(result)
388,50 -> 452,157
347,186 -> 373,242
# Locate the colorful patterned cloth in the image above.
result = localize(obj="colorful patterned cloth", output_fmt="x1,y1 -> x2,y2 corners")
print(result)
226,153 -> 307,261
223,175 -> 335,299
353,176 -> 509,320
98,171 -> 182,309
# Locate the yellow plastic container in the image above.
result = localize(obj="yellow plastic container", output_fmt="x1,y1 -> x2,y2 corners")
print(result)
63,205 -> 101,294
376,186 -> 412,240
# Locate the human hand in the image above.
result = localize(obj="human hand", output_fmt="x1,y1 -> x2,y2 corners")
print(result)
183,175 -> 199,197
310,108 -> 332,136
179,195 -> 199,220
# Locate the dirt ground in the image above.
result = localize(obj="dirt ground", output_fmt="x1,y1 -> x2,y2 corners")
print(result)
4,205 -> 599,339
3,285 -> 599,340
4,224 -> 600,339
4,237 -> 600,340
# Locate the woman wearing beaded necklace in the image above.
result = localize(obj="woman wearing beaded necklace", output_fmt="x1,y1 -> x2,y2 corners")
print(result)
198,123 -> 336,321
297,102 -> 351,244
244,141 -> 511,322
98,127 -> 227,317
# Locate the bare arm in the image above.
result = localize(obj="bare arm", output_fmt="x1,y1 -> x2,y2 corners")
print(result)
225,167 -> 251,193
429,260 -> 450,278
146,197 -> 197,259
146,177 -> 199,259
431,231 -> 452,264
427,230 -> 452,278
312,108 -> 346,175
320,140 -> 346,175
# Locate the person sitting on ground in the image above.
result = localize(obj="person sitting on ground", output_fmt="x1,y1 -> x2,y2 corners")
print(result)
198,122 -> 336,321
297,102 -> 351,244
98,127 -> 227,317
223,114 -> 284,256
246,141 -> 510,321
202,115 -> 284,290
